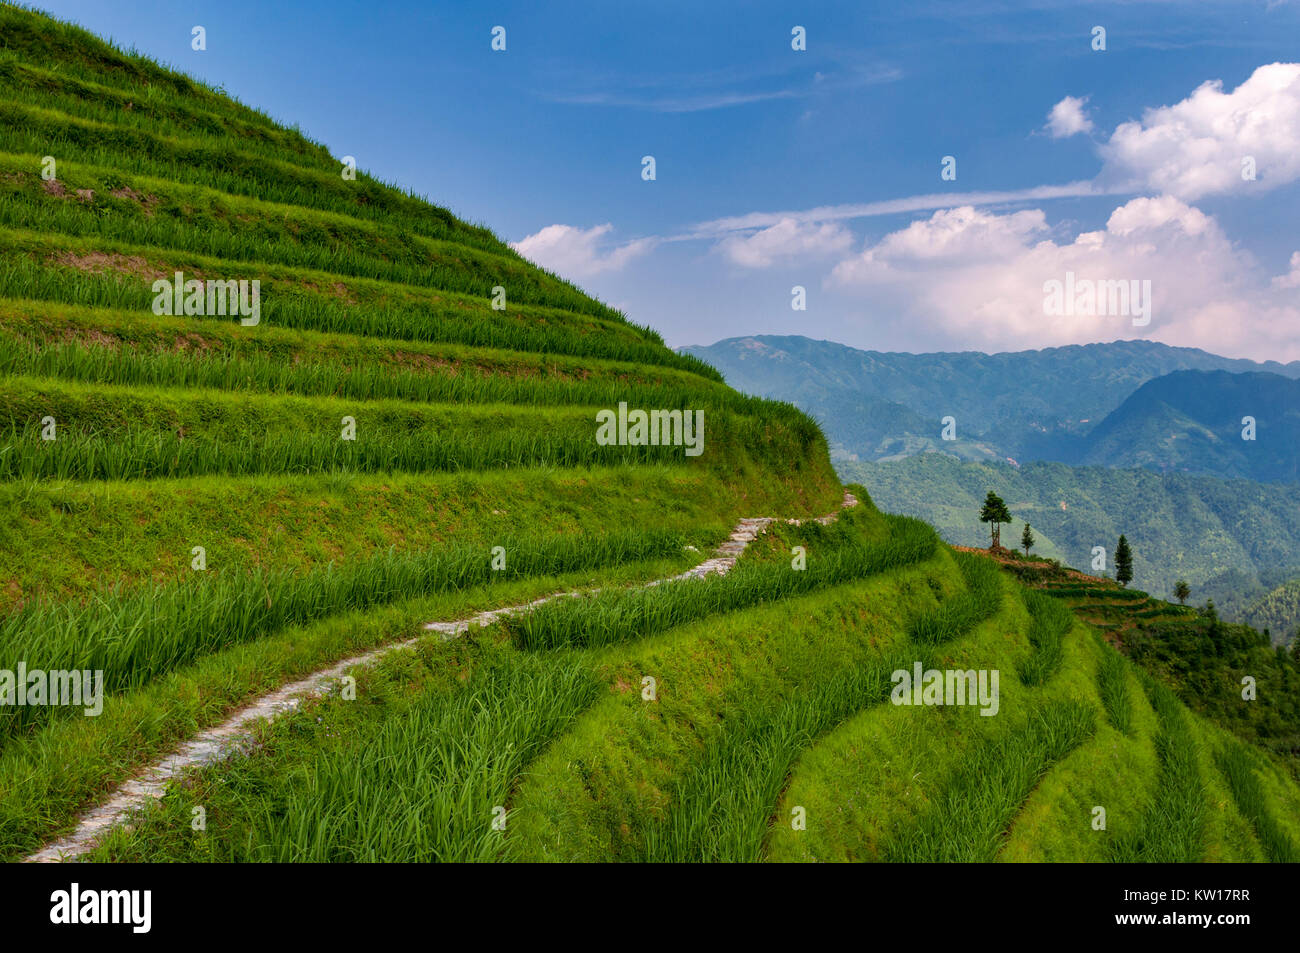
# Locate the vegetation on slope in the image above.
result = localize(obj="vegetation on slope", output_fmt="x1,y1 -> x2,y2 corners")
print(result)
844,454 -> 1300,643
0,3 -> 842,859
5,4 -> 1297,867
991,550 -> 1300,772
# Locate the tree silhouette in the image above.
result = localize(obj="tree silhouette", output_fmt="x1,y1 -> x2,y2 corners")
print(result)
979,491 -> 1012,549
1021,523 -> 1035,556
1174,579 -> 1190,605
1115,535 -> 1133,588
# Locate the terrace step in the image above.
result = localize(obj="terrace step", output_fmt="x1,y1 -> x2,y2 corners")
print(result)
25,492 -> 858,863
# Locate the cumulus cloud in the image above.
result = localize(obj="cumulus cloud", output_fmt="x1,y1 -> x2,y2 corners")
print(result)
511,224 -> 655,278
845,207 -> 1049,268
828,198 -> 1300,361
1098,62 -> 1300,199
1045,95 -> 1093,138
1273,251 -> 1300,289
716,218 -> 853,268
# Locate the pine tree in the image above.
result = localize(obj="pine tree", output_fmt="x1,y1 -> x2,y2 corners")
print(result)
1174,579 -> 1190,605
979,491 -> 1012,550
1115,535 -> 1134,587
1021,523 -> 1035,556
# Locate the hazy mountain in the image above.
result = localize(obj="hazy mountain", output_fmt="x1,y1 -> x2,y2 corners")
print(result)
841,455 -> 1300,644
1074,370 -> 1300,483
683,333 -> 1300,639
683,336 -> 1300,468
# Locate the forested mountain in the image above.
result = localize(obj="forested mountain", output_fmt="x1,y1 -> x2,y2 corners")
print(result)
1074,370 -> 1300,483
683,336 -> 1300,470
842,455 -> 1300,645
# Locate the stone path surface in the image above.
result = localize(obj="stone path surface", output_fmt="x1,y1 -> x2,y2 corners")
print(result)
27,492 -> 856,862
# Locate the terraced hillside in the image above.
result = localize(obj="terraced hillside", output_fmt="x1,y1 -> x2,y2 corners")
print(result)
3,6 -> 1298,864
990,551 -> 1300,771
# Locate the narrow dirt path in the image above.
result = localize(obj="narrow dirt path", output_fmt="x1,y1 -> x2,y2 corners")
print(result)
27,492 -> 857,862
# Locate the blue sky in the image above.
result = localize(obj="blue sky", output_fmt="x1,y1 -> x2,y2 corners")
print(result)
34,0 -> 1300,359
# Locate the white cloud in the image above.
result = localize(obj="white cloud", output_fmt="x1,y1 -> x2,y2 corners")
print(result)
828,198 -> 1300,361
546,63 -> 901,113
717,218 -> 853,268
1045,95 -> 1093,138
853,206 -> 1049,265
685,181 -> 1107,239
682,62 -> 1300,249
511,224 -> 655,278
1098,62 -> 1300,199
1273,251 -> 1300,289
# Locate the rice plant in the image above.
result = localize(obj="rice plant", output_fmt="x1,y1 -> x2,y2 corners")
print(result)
1094,633 -> 1133,734
906,550 -> 1003,646
0,527 -> 683,736
1018,590 -> 1072,686
1214,740 -> 1299,863
643,647 -> 913,862
0,176 -> 621,320
0,98 -> 518,255
242,653 -> 601,862
505,514 -> 938,651
0,244 -> 721,378
0,418 -> 689,482
0,333 -> 743,415
884,701 -> 1097,862
1108,674 -> 1206,862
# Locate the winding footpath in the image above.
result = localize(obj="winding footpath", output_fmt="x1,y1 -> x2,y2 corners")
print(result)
27,492 -> 857,862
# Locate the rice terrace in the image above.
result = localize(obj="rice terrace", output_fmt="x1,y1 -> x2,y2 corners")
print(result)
0,0 -> 1298,916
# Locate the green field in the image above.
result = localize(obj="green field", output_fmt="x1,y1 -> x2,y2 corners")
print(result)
3,4 -> 1298,864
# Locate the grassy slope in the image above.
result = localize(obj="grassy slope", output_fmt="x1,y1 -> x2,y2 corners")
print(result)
0,4 -> 839,857
4,4 -> 1297,864
840,454 -> 1300,643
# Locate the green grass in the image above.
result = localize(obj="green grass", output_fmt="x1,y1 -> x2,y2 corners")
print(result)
906,549 -> 1003,646
503,513 -> 936,650
1215,739 -> 1300,863
1,372 -> 821,483
642,651 -> 910,862
0,527 -> 684,734
2,416 -> 682,482
0,462 -> 835,611
0,97 -> 514,253
1018,590 -> 1072,686
504,548 -> 952,862
1108,674 -> 1207,862
882,701 -> 1097,862
236,652 -> 598,862
0,155 -> 620,319
1096,634 -> 1134,734
0,6 -> 318,138
81,637 -> 600,863
0,226 -> 721,378
0,306 -> 738,412
0,562 -> 694,861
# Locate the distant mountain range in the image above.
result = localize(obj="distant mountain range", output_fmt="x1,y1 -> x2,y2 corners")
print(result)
839,455 -> 1300,644
682,336 -> 1300,481
683,336 -> 1300,642
1072,369 -> 1300,483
